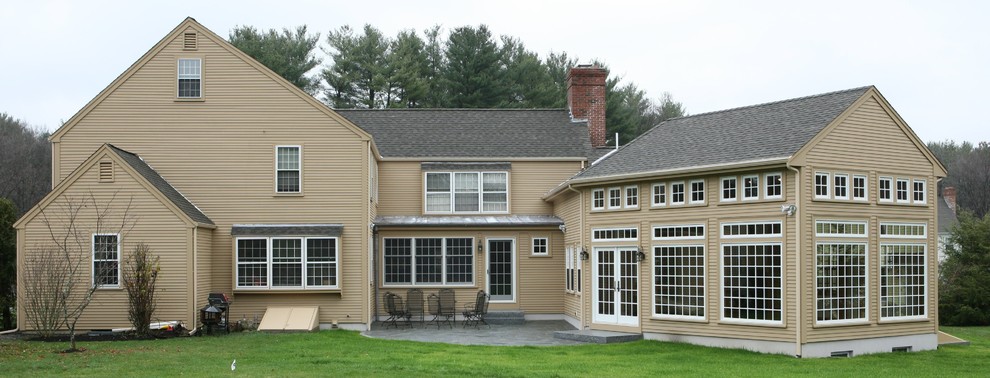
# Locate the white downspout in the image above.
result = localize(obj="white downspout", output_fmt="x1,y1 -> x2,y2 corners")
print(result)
565,184 -> 585,328
787,164 -> 802,358
0,328 -> 17,335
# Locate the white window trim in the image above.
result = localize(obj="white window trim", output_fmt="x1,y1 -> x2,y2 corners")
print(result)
720,221 -> 783,239
591,227 -> 639,242
532,237 -> 549,256
879,222 -> 928,239
607,187 -> 622,209
177,57 -> 202,98
720,176 -> 737,202
741,175 -> 759,201
592,188 -> 605,210
423,171 -> 510,214
652,244 -> 706,321
688,179 -> 705,205
651,183 -> 667,207
912,179 -> 927,205
652,224 -> 706,240
815,220 -> 868,238
275,145 -> 302,194
814,172 -> 830,199
852,174 -> 868,201
833,173 -> 849,200
878,243 -> 928,321
814,242 -> 869,325
92,233 -> 121,289
625,185 -> 639,209
670,181 -> 686,205
565,246 -> 574,293
764,172 -> 783,200
719,242 -> 784,325
235,236 -> 340,290
895,178 -> 911,204
381,237 -> 476,287
879,176 -> 894,203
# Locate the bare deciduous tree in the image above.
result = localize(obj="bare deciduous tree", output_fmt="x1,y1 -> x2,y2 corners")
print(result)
22,192 -> 133,351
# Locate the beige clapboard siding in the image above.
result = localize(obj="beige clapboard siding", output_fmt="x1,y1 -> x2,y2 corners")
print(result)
800,179 -> 937,342
374,229 -> 564,315
553,191 -> 583,321
19,157 -> 192,330
376,161 -> 583,216
804,96 -> 932,176
54,28 -> 371,325
583,171 -> 799,341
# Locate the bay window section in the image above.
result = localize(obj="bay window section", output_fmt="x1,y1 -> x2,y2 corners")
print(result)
236,237 -> 338,290
425,172 -> 509,213
383,237 -> 475,286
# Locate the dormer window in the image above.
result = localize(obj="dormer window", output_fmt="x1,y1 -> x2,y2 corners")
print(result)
177,58 -> 201,98
425,171 -> 508,213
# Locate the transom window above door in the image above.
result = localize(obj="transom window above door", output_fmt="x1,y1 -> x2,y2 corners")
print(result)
425,171 -> 508,213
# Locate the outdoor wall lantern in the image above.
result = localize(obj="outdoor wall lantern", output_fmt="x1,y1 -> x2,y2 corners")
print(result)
635,248 -> 647,263
477,239 -> 483,253
580,248 -> 589,261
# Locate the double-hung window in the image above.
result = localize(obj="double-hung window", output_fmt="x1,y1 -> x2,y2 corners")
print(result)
689,180 -> 705,204
764,173 -> 782,199
852,175 -> 867,201
742,175 -> 759,200
814,172 -> 829,199
625,186 -> 639,208
236,237 -> 338,289
425,172 -> 508,213
383,238 -> 474,286
895,179 -> 910,203
652,183 -> 666,207
670,182 -> 685,205
93,234 -> 120,287
275,146 -> 301,193
879,177 -> 893,202
592,189 -> 605,210
608,187 -> 622,209
721,177 -> 737,202
177,58 -> 202,98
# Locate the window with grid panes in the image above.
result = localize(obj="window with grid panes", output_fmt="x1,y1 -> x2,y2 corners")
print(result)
879,244 -> 926,319
93,234 -> 120,287
608,187 -> 622,209
652,183 -> 666,206
852,175 -> 867,201
275,146 -> 301,193
879,177 -> 893,202
765,173 -> 782,199
425,172 -> 507,213
912,180 -> 926,204
236,237 -> 338,289
815,172 -> 829,198
671,182 -> 685,205
896,179 -> 910,203
625,186 -> 638,208
742,175 -> 759,200
721,244 -> 783,323
177,58 -> 201,98
690,180 -> 705,204
654,245 -> 705,319
592,189 -> 605,210
532,237 -> 548,255
383,238 -> 474,286
815,243 -> 867,323
833,174 -> 849,200
721,177 -> 737,201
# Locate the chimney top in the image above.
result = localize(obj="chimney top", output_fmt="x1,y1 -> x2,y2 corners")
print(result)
943,186 -> 957,213
567,65 -> 608,148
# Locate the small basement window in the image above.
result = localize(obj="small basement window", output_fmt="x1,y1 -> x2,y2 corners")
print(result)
892,346 -> 912,353
830,350 -> 853,358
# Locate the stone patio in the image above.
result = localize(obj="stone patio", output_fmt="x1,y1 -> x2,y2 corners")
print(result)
362,320 -> 588,346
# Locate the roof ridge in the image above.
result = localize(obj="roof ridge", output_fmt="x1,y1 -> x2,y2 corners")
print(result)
663,85 -> 874,122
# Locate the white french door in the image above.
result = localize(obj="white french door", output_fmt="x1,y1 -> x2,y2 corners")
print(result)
592,247 -> 639,326
487,238 -> 515,302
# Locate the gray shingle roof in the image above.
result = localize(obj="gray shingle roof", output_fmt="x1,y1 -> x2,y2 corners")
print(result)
231,224 -> 342,236
336,109 -> 592,159
107,145 -> 214,225
374,215 -> 563,227
938,196 -> 958,234
574,86 -> 873,180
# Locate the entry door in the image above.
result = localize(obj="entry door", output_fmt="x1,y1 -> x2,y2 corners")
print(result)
592,247 -> 639,326
487,239 -> 515,302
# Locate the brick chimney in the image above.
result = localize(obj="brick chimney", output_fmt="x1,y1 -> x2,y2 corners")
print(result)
943,186 -> 957,213
567,65 -> 608,148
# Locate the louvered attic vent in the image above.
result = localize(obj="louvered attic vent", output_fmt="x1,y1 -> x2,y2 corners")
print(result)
183,32 -> 197,50
99,161 -> 114,183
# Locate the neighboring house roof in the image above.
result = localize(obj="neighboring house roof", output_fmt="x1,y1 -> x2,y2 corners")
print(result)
938,195 -> 958,234
374,215 -> 563,227
573,86 -> 873,181
336,109 -> 591,159
107,145 -> 214,225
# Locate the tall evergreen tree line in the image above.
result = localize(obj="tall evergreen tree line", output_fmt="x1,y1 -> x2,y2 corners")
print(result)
229,24 -> 686,144
926,140 -> 990,218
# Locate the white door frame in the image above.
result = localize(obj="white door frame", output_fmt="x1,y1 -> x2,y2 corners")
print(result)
486,237 -> 517,303
592,246 -> 640,327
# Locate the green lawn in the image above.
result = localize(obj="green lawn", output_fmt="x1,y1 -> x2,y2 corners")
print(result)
0,327 -> 985,377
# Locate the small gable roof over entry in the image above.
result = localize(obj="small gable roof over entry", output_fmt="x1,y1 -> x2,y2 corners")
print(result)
337,109 -> 591,159
574,86 -> 872,181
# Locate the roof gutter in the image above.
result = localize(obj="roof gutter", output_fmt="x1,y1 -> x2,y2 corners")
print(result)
568,157 -> 790,186
787,162 -> 802,358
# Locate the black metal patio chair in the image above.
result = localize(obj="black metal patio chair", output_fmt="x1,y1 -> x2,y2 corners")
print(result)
406,288 -> 424,324
439,288 -> 456,327
383,292 -> 411,329
462,290 -> 490,328
426,293 -> 451,329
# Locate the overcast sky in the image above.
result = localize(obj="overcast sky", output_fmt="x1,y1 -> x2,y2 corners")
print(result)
2,0 -> 987,144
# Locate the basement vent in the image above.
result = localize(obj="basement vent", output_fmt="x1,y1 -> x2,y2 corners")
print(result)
99,161 -> 114,183
830,350 -> 853,358
183,32 -> 197,50
892,346 -> 912,353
